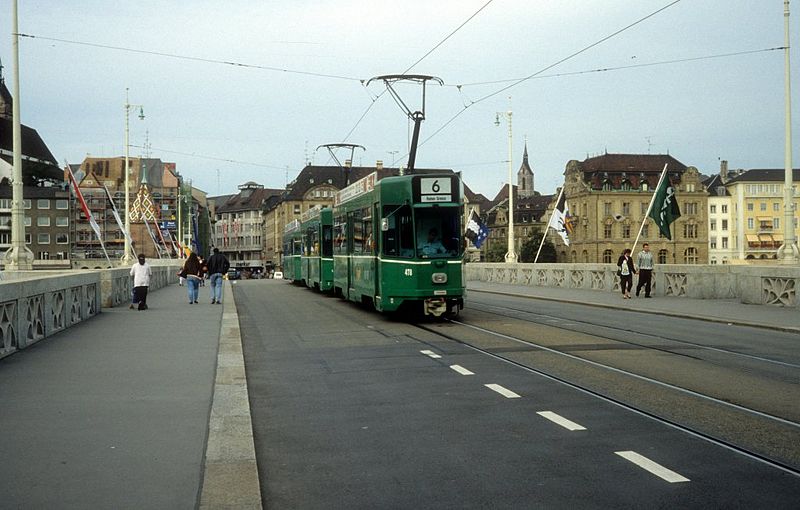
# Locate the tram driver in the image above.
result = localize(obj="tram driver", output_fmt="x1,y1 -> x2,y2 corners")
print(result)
421,228 -> 447,257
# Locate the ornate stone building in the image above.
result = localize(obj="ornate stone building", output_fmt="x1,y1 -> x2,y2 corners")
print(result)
556,153 -> 708,264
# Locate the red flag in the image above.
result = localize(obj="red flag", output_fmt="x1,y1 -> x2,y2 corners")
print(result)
67,166 -> 103,242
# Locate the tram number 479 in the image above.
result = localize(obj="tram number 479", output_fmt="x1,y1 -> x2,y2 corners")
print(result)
404,268 -> 413,276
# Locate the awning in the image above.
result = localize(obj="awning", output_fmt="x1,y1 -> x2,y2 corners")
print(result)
746,234 -> 760,242
758,234 -> 773,241
772,233 -> 784,241
756,216 -> 772,222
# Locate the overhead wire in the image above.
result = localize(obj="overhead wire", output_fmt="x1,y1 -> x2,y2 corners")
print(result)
448,47 -> 786,88
15,33 -> 363,82
128,144 -> 287,170
409,0 -> 687,160
337,0 -> 495,146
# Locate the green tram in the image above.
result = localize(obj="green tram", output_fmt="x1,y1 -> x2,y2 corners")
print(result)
299,205 -> 334,291
331,171 -> 465,317
282,219 -> 303,282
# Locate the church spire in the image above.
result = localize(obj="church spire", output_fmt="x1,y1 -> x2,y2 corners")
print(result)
517,137 -> 534,198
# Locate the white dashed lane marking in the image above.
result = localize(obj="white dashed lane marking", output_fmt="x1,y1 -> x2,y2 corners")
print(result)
615,451 -> 690,483
485,384 -> 521,399
449,365 -> 475,376
537,411 -> 587,431
420,350 -> 442,359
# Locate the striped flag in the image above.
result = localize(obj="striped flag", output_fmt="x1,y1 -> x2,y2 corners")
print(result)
67,166 -> 103,242
99,181 -> 134,253
548,191 -> 574,246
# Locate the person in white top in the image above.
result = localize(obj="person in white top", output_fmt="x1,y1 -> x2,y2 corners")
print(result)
130,254 -> 153,310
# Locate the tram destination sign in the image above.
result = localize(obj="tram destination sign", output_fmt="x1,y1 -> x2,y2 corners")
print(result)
334,172 -> 377,206
414,175 -> 455,203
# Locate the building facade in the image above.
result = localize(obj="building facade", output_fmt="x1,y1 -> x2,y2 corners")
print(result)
725,168 -> 800,261
558,153 -> 708,264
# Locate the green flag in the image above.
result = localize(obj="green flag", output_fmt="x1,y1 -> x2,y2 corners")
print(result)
649,176 -> 681,240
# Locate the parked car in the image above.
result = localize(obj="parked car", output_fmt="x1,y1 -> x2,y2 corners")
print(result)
227,268 -> 241,280
273,271 -> 283,279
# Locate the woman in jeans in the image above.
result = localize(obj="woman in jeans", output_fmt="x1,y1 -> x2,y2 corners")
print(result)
181,252 -> 204,304
617,248 -> 637,299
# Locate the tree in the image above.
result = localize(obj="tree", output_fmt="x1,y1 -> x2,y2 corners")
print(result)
484,240 -> 507,262
520,232 -> 556,263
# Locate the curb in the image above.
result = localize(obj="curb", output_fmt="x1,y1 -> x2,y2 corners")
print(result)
469,287 -> 800,334
199,281 -> 263,509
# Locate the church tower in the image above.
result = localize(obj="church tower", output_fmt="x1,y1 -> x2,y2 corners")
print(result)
517,141 -> 534,198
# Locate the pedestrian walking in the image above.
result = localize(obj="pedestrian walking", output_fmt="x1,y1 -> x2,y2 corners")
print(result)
206,247 -> 230,304
181,252 -> 203,304
130,254 -> 152,310
617,248 -> 636,299
636,243 -> 654,298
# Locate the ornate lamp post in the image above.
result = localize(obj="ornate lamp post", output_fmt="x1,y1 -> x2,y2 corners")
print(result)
495,100 -> 517,263
122,88 -> 144,265
778,0 -> 798,263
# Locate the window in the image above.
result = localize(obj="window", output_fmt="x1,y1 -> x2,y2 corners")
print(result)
683,224 -> 697,238
710,237 -> 717,249
684,247 -> 698,264
24,216 -> 31,227
25,233 -> 31,244
603,223 -> 612,239
721,219 -> 728,230
642,224 -> 649,238
37,233 -> 50,244
710,220 -> 717,231
56,217 -> 69,227
381,205 -> 414,258
37,217 -> 51,227
747,203 -> 754,211
711,258 -> 717,265
710,205 -> 716,214
722,237 -> 729,249
582,250 -> 589,262
37,199 -> 50,209
294,204 -> 301,215
685,202 -> 697,215
721,205 -> 728,213
760,202 -> 767,211
747,218 -> 754,229
622,224 -> 631,239
773,218 -> 780,230
602,249 -> 613,263
774,202 -> 780,212
56,199 -> 69,209
641,202 -> 648,215
622,202 -> 630,216
23,199 -> 31,209
604,202 -> 612,216
415,207 -> 461,258
685,183 -> 696,192
658,249 -> 668,264
0,232 -> 9,244
0,199 -> 10,208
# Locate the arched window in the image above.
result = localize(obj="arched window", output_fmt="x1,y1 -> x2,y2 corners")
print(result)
603,249 -> 613,263
582,250 -> 589,262
658,249 -> 668,264
571,250 -> 577,261
684,247 -> 698,264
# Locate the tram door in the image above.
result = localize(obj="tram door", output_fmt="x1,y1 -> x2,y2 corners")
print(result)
373,203 -> 381,301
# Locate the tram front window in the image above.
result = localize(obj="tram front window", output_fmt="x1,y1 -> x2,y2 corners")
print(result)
416,208 -> 461,258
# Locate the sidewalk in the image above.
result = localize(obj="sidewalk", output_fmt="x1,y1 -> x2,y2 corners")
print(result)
467,281 -> 800,333
0,282 -> 226,509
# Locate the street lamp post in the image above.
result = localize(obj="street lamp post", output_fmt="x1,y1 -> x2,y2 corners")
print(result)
495,102 -> 517,263
122,88 -> 144,265
778,0 -> 798,263
4,0 -> 33,270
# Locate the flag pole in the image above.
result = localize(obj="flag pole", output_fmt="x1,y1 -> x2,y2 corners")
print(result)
632,163 -> 668,255
535,186 -> 564,263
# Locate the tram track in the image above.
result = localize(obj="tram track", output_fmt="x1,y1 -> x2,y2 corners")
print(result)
409,316 -> 800,476
467,297 -> 800,370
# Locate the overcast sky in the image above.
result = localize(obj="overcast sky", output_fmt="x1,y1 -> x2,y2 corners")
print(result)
2,0 -> 798,199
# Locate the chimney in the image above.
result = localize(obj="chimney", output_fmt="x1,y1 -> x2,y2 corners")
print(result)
376,160 -> 383,170
720,160 -> 728,181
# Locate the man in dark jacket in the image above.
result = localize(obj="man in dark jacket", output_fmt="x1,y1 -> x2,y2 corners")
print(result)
206,247 -> 230,304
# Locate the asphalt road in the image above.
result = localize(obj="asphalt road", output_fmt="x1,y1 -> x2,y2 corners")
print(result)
236,280 -> 800,509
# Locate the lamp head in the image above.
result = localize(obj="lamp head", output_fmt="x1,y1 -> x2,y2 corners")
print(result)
138,107 -> 145,121
494,114 -> 500,127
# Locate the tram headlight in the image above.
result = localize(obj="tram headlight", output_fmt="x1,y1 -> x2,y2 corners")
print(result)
432,272 -> 447,284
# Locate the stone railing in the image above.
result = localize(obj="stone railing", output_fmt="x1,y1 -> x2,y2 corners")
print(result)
465,263 -> 799,308
0,263 -> 180,360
